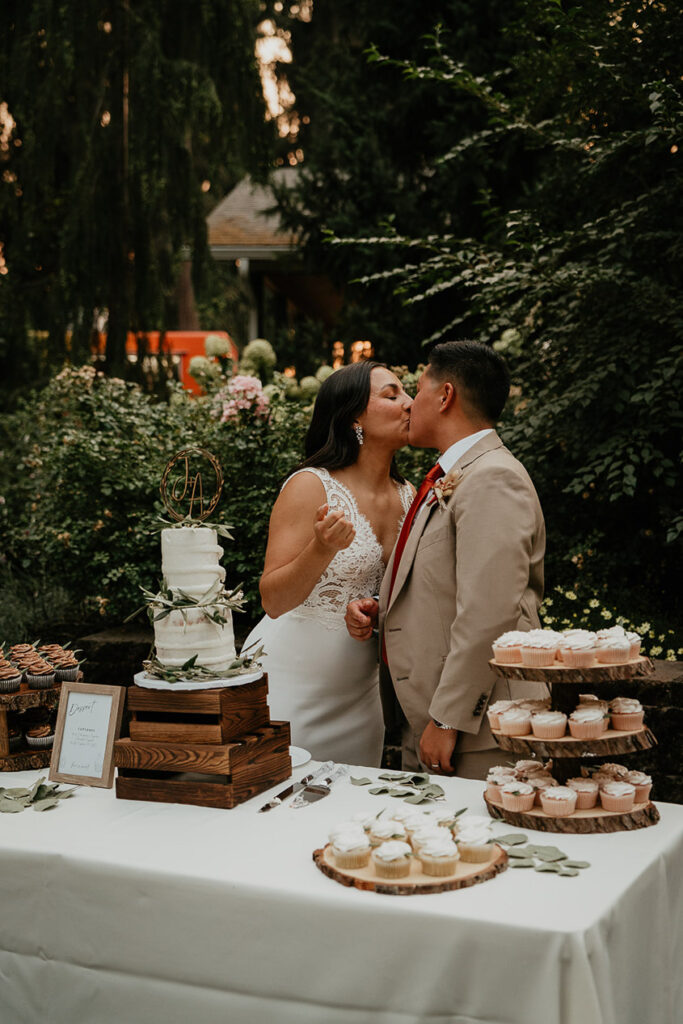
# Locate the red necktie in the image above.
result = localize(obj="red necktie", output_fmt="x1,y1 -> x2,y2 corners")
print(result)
382,462 -> 444,662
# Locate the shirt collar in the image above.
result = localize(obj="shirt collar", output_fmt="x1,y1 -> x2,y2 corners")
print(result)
438,428 -> 494,474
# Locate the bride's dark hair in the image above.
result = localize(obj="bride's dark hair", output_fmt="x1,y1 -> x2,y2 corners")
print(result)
288,361 -> 405,482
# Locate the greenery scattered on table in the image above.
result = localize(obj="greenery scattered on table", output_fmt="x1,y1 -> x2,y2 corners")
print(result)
350,772 -> 453,804
494,833 -> 590,877
0,777 -> 75,813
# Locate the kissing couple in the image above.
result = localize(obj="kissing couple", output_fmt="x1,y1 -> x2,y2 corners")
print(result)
243,340 -> 546,780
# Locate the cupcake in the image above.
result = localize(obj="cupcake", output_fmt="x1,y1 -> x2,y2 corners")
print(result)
486,699 -> 517,730
540,786 -> 578,817
600,781 -> 636,813
609,697 -> 644,731
516,698 -> 552,714
498,708 -> 532,736
428,806 -> 462,830
371,840 -> 412,878
25,723 -> 55,748
625,770 -> 652,803
328,822 -> 368,844
500,780 -> 535,812
520,632 -> 559,667
411,824 -> 451,853
418,836 -> 460,877
561,634 -> 597,668
0,664 -> 22,692
596,635 -> 631,665
51,653 -> 80,682
485,767 -> 517,802
456,824 -> 494,862
528,774 -> 559,806
369,820 -> 408,847
566,777 -> 599,809
626,631 -> 642,659
491,631 -> 526,664
25,660 -> 56,689
531,711 -> 567,739
401,812 -> 435,843
568,707 -> 606,740
514,758 -> 552,777
350,812 -> 377,833
331,832 -> 372,869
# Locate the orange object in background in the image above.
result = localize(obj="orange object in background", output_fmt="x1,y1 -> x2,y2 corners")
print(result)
92,331 -> 238,394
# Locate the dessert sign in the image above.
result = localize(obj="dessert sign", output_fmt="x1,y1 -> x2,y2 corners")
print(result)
49,682 -> 124,788
160,447 -> 223,522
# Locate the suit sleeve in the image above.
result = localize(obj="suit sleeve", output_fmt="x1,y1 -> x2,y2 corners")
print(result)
428,463 -> 540,733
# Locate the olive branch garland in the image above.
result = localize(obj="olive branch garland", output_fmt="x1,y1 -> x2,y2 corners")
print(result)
125,577 -> 246,627
142,642 -> 265,684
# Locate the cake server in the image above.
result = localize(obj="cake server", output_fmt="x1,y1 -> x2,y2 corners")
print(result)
257,774 -> 315,812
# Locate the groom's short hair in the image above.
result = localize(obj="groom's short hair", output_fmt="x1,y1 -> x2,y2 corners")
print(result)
428,340 -> 510,423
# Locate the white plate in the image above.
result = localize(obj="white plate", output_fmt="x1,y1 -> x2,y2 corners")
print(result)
133,669 -> 264,691
290,746 -> 311,768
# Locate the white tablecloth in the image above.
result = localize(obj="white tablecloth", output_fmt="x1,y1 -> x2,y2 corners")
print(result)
1,764 -> 681,1024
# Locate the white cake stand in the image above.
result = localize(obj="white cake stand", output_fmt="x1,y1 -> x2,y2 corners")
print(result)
133,668 -> 264,692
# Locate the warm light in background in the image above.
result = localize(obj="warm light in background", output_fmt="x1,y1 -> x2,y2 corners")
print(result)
332,341 -> 344,369
350,341 -> 374,362
283,366 -> 297,377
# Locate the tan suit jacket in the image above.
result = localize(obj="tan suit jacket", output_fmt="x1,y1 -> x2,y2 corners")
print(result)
379,431 -> 545,754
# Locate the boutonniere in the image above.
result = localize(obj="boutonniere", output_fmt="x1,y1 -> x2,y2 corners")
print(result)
429,468 -> 464,511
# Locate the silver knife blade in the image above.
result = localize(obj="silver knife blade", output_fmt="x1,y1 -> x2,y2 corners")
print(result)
295,776 -> 334,806
258,773 -> 315,812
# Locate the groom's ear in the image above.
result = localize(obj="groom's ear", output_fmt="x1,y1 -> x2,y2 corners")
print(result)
439,382 -> 455,412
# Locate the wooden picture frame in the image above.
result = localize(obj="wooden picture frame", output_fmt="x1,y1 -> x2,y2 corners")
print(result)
49,682 -> 125,788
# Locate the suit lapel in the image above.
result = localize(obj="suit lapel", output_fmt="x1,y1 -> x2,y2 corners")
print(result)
385,431 -> 505,612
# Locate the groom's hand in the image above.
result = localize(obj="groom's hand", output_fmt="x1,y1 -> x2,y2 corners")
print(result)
345,598 -> 379,641
419,720 -> 457,774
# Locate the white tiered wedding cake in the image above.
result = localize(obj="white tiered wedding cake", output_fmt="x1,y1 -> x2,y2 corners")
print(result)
152,526 -> 238,672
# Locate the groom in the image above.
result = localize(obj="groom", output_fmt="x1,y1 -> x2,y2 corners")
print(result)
345,340 -> 545,779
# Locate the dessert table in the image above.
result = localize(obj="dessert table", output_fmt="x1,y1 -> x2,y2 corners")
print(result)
1,763 -> 682,1024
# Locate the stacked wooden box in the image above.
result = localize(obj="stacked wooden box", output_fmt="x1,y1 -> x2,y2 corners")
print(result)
114,674 -> 291,809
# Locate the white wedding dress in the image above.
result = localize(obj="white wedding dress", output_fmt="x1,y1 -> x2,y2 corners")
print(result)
243,468 -> 413,767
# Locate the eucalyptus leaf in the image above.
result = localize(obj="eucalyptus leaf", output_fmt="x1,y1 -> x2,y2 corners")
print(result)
0,799 -> 25,813
2,787 -> 31,798
535,848 -> 568,862
507,847 -> 533,858
389,789 -> 412,798
33,797 -> 61,812
510,859 -> 535,868
564,860 -> 591,869
453,807 -> 468,818
368,786 -> 391,795
378,773 -> 408,782
52,788 -> 76,801
403,792 -> 431,804
495,833 -> 529,846
534,863 -> 561,873
350,777 -> 372,786
34,784 -> 58,801
558,868 -> 579,877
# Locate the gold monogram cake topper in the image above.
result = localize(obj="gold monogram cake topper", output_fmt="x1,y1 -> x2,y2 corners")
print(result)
160,448 -> 223,522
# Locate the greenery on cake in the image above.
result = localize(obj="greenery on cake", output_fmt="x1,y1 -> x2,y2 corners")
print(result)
127,578 -> 245,627
142,644 -> 264,684
152,516 -> 235,540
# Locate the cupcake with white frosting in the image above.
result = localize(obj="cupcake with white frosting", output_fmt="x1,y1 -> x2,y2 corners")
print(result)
498,708 -> 532,736
491,630 -> 527,664
369,820 -> 407,847
411,824 -> 452,854
331,831 -> 372,869
600,781 -> 636,812
485,766 -> 517,802
568,706 -> 606,740
609,697 -> 644,731
566,777 -> 599,809
626,631 -> 642,659
418,835 -> 460,877
561,634 -> 597,668
531,710 -> 567,739
520,632 -> 559,667
527,774 -> 559,806
500,780 -> 535,812
540,786 -> 578,817
456,823 -> 494,862
625,770 -> 652,803
596,629 -> 631,664
372,840 -> 412,878
486,699 -> 518,730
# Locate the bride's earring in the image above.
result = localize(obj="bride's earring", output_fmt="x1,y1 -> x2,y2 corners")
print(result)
354,424 -> 364,445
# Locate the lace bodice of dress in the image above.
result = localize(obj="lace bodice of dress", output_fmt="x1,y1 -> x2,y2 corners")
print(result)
284,467 -> 413,628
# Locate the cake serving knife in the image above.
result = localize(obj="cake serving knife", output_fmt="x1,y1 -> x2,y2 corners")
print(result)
257,761 -> 334,812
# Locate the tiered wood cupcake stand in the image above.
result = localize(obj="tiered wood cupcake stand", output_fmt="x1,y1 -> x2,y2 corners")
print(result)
114,673 -> 292,809
484,657 -> 660,833
0,680 -> 64,771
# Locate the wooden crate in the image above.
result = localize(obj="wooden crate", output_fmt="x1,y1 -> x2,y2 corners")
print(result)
115,721 -> 292,809
0,681 -> 63,770
126,677 -> 270,744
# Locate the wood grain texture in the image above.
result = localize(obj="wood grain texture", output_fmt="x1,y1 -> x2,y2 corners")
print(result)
313,844 -> 508,895
0,683 -> 63,712
491,725 -> 658,759
0,748 -> 53,771
114,722 -> 290,775
0,683 -> 62,770
484,792 -> 661,833
128,721 -> 224,744
489,656 -> 654,684
125,679 -> 270,742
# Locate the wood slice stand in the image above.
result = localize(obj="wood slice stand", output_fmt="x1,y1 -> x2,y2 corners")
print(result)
487,657 -> 660,834
313,843 -> 508,895
0,680 -> 64,771
114,672 -> 292,809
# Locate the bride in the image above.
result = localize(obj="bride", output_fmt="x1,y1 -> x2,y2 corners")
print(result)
243,362 -> 414,766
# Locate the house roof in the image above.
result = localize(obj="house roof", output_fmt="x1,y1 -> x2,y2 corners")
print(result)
207,167 -> 299,260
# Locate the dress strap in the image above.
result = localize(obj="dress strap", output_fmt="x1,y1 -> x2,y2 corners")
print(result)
280,466 -> 331,494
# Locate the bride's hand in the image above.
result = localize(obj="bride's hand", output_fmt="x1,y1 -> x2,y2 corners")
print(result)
313,503 -> 355,553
